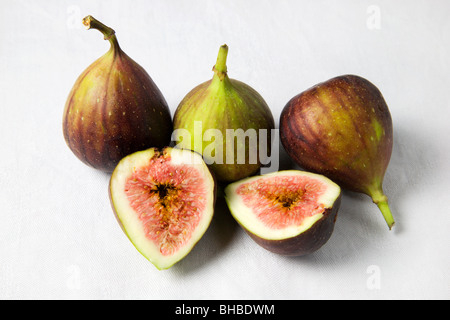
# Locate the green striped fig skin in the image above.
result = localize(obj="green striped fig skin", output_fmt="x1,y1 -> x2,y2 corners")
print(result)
173,45 -> 275,182
63,16 -> 172,172
280,75 -> 395,228
174,78 -> 274,130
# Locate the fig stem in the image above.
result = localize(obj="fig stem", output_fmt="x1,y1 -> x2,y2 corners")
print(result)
370,188 -> 395,230
82,15 -> 120,51
377,201 -> 395,230
213,44 -> 228,80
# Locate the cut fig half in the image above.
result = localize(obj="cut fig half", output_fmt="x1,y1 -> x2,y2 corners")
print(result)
109,147 -> 216,270
224,170 -> 341,256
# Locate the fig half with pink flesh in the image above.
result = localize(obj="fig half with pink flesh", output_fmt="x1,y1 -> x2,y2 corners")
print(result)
224,170 -> 341,256
109,147 -> 216,270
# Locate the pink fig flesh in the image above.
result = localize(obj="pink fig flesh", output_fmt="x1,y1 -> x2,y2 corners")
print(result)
109,147 -> 216,270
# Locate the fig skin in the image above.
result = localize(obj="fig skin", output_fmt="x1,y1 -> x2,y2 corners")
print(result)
280,75 -> 395,229
173,45 -> 275,183
245,195 -> 341,256
63,16 -> 172,172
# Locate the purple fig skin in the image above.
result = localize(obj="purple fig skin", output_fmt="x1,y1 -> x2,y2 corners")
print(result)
63,16 -> 172,172
280,75 -> 395,229
243,194 -> 341,256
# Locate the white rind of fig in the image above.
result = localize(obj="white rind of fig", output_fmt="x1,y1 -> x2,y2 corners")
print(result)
224,170 -> 341,256
109,147 -> 216,270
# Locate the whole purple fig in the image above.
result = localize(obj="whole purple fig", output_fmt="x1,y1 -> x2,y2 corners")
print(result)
63,16 -> 172,172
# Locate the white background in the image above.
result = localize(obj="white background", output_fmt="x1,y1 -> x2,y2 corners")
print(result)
1,0 -> 449,300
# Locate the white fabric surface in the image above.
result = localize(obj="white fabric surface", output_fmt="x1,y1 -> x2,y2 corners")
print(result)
1,0 -> 449,300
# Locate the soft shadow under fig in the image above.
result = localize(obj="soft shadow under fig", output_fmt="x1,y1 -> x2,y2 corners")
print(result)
380,125 -> 439,234
173,196 -> 239,274
174,124 -> 436,271
288,124 -> 438,265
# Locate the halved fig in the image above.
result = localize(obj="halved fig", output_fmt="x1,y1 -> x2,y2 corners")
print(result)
109,147 -> 216,270
224,170 -> 341,256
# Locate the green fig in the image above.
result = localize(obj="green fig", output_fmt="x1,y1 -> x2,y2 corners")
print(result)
63,16 -> 173,172
280,75 -> 395,229
173,45 -> 275,183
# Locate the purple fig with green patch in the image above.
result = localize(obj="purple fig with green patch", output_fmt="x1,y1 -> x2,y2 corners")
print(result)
280,75 -> 395,229
63,16 -> 172,172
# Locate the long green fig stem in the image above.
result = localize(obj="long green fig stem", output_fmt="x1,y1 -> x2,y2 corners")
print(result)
82,15 -> 121,51
370,187 -> 395,230
213,44 -> 228,80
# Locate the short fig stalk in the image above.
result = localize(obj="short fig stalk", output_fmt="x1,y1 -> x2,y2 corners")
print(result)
82,15 -> 117,46
370,187 -> 395,229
